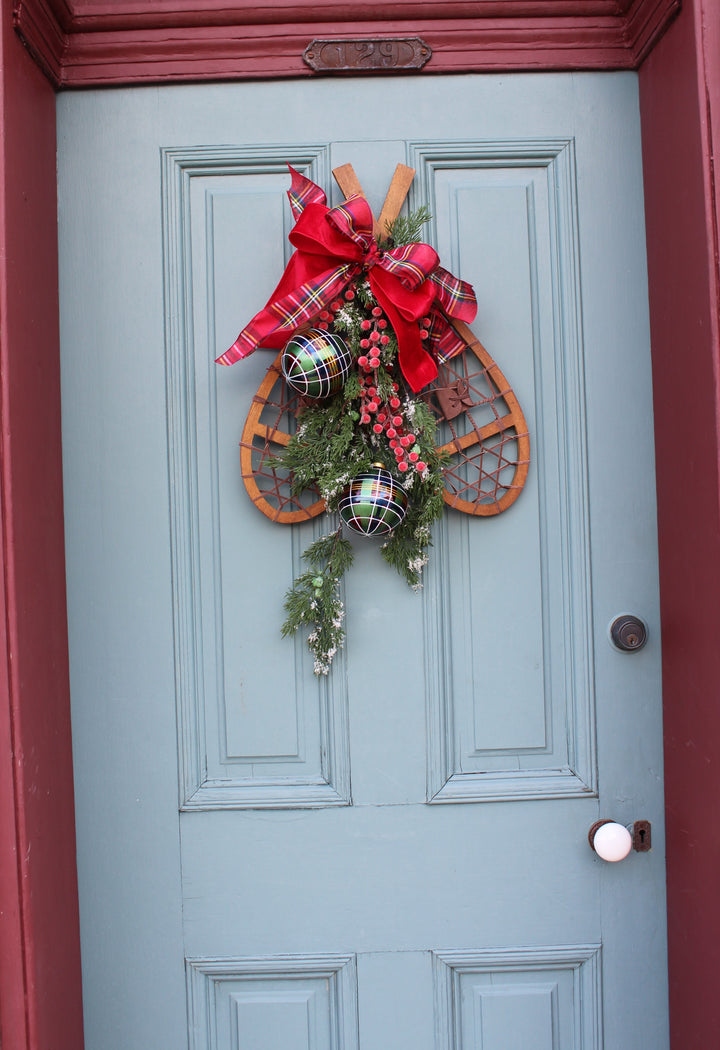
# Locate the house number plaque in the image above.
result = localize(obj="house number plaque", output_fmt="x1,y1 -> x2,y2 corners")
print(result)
303,38 -> 431,73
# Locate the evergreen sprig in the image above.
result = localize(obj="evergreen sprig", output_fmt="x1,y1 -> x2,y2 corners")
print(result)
382,205 -> 433,248
273,394 -> 367,500
281,528 -> 354,676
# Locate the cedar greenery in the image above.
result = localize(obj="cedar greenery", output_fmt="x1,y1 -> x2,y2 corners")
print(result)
276,207 -> 447,674
280,529 -> 354,676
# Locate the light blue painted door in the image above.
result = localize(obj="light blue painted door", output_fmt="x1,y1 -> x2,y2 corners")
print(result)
57,74 -> 668,1050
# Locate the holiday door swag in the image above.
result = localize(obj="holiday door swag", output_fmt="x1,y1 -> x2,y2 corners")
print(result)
217,162 -> 529,674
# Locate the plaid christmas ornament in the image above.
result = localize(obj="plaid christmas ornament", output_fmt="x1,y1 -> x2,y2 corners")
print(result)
338,466 -> 409,536
281,329 -> 352,399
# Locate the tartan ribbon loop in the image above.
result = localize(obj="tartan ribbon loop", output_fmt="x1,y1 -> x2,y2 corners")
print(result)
326,195 -> 375,249
217,165 -> 478,392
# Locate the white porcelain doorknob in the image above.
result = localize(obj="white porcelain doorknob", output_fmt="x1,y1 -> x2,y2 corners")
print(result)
588,820 -> 633,861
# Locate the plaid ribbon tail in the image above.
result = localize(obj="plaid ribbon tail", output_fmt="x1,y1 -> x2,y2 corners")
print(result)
287,166 -> 327,221
430,266 -> 477,323
422,306 -> 470,365
217,263 -> 358,365
216,250 -> 305,365
216,336 -> 260,367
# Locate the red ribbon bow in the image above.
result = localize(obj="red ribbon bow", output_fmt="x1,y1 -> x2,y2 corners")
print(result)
216,166 -> 477,392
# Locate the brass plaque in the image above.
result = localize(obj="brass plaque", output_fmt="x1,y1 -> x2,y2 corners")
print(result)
303,38 -> 431,73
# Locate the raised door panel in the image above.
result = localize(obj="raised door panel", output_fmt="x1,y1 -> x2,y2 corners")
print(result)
165,147 -> 352,809
187,956 -> 358,1050
412,142 -> 594,802
434,947 -> 602,1050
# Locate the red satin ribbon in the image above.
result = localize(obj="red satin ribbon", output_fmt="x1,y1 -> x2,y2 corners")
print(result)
217,170 -> 476,392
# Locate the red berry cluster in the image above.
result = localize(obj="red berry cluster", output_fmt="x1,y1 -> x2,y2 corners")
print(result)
354,303 -> 390,373
314,293 -> 347,331
314,288 -> 429,477
356,379 -> 427,477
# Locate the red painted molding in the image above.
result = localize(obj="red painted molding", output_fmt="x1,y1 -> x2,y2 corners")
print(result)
14,0 -> 679,86
12,0 -> 64,84
627,0 -> 682,61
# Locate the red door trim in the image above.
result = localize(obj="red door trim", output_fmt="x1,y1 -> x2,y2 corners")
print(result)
14,0 -> 679,87
2,0 -> 719,1047
0,5 -> 84,1048
639,1 -> 720,1045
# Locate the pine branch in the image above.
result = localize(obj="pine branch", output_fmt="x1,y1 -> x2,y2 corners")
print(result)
383,206 -> 433,247
281,526 -> 354,675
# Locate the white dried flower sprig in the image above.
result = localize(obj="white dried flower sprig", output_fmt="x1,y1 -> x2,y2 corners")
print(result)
281,531 -> 352,676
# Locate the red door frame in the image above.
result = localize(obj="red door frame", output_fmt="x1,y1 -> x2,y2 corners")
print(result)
639,0 -> 720,1039
0,1 -> 717,1047
0,5 -> 83,1048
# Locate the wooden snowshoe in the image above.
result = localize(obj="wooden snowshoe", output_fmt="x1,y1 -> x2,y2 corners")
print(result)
239,164 -> 529,523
